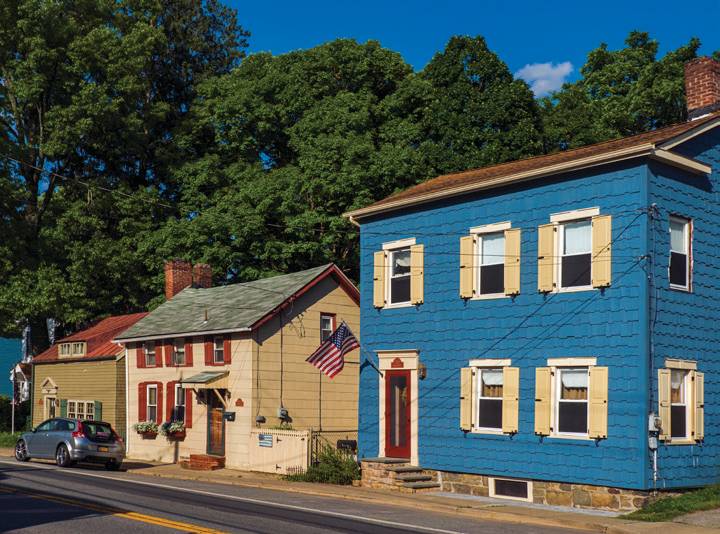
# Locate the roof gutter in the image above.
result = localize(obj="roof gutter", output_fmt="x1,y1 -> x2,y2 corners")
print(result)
344,144 -> 710,222
114,327 -> 251,344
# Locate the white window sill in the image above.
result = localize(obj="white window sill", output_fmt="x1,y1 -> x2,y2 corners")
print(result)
470,428 -> 505,436
662,438 -> 698,445
669,284 -> 691,293
547,433 -> 593,441
554,285 -> 596,294
382,302 -> 415,309
470,293 -> 509,301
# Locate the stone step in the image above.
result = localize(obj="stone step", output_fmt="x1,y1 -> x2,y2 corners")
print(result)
397,474 -> 434,483
402,481 -> 441,490
385,465 -> 424,473
362,457 -> 410,464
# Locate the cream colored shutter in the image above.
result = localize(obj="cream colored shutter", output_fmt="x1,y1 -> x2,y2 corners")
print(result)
460,367 -> 474,431
534,367 -> 552,435
502,367 -> 520,434
504,229 -> 521,296
537,224 -> 555,292
588,366 -> 609,439
694,371 -> 704,441
592,215 -> 612,288
658,369 -> 671,441
459,236 -> 475,299
410,244 -> 424,305
373,250 -> 386,308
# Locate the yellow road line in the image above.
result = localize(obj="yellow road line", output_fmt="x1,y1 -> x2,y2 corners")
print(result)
0,485 -> 225,533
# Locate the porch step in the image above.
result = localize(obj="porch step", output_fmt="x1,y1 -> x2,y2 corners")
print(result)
401,481 -> 441,493
385,465 -> 424,473
362,457 -> 409,464
397,473 -> 434,483
181,454 -> 225,471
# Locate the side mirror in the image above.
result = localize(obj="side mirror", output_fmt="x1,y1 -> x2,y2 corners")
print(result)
31,427 -> 37,433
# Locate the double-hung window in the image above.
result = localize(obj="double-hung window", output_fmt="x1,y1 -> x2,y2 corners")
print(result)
388,247 -> 411,305
213,336 -> 224,364
556,368 -> 589,435
320,313 -> 335,342
144,341 -> 156,367
476,368 -> 504,431
477,233 -> 505,296
174,383 -> 186,422
559,219 -> 592,289
173,339 -> 186,366
147,385 -> 158,422
659,360 -> 703,443
670,370 -> 689,439
68,400 -> 94,420
669,216 -> 691,290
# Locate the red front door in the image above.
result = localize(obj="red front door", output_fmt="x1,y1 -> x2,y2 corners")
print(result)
385,370 -> 411,459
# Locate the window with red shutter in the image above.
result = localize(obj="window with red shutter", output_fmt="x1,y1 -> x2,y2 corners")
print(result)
138,382 -> 147,421
166,382 -> 175,424
204,336 -> 213,365
223,335 -> 231,364
185,338 -> 194,366
136,344 -> 145,369
185,389 -> 193,428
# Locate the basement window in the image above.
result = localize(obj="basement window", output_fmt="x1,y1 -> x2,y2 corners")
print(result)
489,478 -> 532,502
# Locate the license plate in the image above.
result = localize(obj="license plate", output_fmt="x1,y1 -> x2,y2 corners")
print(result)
98,446 -> 109,452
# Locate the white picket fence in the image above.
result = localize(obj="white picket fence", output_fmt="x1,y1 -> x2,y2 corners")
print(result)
248,429 -> 310,475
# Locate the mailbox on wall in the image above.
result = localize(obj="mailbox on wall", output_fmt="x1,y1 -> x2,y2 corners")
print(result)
223,411 -> 236,422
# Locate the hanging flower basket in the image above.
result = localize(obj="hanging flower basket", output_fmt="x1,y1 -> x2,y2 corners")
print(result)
140,431 -> 158,439
133,421 -> 159,439
160,421 -> 186,441
168,430 -> 186,441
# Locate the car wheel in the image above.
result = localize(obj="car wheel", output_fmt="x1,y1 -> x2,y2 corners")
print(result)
105,460 -> 122,471
55,444 -> 73,468
14,440 -> 29,462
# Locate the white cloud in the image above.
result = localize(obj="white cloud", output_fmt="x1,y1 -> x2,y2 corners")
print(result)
515,61 -> 573,97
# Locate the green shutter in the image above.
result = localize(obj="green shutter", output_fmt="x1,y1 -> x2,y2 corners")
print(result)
94,401 -> 103,422
60,399 -> 67,417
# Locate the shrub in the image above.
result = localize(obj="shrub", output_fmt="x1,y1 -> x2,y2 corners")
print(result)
159,421 -> 185,436
285,446 -> 359,485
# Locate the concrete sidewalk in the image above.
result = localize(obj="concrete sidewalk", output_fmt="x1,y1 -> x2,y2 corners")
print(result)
116,457 -> 718,534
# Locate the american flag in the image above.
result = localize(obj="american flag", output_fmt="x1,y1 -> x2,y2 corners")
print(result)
306,322 -> 359,378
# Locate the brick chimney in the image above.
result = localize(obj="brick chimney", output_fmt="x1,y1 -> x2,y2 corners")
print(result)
192,263 -> 213,289
164,259 -> 193,299
685,57 -> 720,120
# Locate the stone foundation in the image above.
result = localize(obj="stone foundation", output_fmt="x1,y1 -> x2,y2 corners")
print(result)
361,460 -> 653,512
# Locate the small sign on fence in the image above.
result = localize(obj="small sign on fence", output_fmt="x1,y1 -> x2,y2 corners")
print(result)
258,433 -> 273,448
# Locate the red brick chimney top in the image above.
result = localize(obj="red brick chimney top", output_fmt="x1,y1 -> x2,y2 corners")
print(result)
164,259 -> 192,300
685,57 -> 720,120
192,263 -> 212,289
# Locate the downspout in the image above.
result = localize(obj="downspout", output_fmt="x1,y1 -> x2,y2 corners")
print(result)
124,344 -> 130,456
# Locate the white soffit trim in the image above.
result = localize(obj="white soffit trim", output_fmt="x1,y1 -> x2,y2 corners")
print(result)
658,118 -> 720,150
114,327 -> 250,344
547,357 -> 597,367
382,237 -> 416,250
470,221 -> 512,234
469,358 -> 511,367
665,358 -> 697,370
650,149 -> 711,175
550,207 -> 600,223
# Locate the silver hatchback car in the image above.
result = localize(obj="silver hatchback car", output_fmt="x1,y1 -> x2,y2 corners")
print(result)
15,418 -> 125,470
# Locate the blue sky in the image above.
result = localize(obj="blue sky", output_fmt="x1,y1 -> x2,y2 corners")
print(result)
228,0 -> 720,96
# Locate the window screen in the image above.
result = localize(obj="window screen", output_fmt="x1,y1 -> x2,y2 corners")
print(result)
557,368 -> 588,434
389,248 -> 411,304
561,220 -> 591,288
494,479 -> 528,499
669,217 -> 689,289
479,233 -> 505,295
477,369 -> 503,430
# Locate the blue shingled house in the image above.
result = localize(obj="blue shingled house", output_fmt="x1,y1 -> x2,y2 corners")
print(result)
345,57 -> 720,511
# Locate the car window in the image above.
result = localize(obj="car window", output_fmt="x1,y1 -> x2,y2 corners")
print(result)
35,420 -> 53,432
55,420 -> 75,432
84,421 -> 113,440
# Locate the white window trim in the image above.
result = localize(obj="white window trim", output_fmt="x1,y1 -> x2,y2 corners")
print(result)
547,357 -> 596,367
144,341 -> 156,366
669,215 -> 692,292
44,396 -> 57,419
147,384 -> 158,422
382,237 -> 416,250
550,366 -> 591,440
665,358 -> 697,370
213,336 -> 224,364
473,367 -> 505,434
385,244 -> 413,308
556,218 -> 594,293
173,339 -> 186,365
68,399 -> 94,421
470,358 -> 512,368
174,383 -> 185,422
489,477 -> 533,503
670,369 -> 692,441
550,207 -> 600,223
469,221 -> 512,234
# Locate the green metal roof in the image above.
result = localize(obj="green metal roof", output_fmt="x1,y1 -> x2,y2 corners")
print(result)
180,371 -> 228,384
117,264 -> 333,340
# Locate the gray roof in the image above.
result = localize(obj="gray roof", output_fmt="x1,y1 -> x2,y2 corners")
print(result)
117,264 -> 334,340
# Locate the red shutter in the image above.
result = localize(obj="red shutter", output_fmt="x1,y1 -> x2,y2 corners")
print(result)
204,336 -> 213,365
223,335 -> 231,365
138,382 -> 147,422
156,381 -> 164,423
136,343 -> 145,369
185,388 -> 193,428
164,341 -> 172,367
185,338 -> 193,366
166,381 -> 175,422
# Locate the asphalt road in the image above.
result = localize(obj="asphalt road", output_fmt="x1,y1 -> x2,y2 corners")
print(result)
0,458 -> 583,534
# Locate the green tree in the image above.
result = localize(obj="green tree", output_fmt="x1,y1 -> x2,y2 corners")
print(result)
0,0 -> 248,351
419,35 -> 544,174
541,31 -> 701,151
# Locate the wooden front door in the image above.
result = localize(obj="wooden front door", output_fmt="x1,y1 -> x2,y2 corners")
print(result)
385,370 -> 411,459
207,392 -> 225,456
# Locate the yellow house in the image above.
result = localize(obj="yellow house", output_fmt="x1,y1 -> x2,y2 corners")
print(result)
115,262 -> 360,469
31,313 -> 148,438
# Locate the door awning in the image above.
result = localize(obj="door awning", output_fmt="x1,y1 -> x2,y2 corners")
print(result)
180,371 -> 229,389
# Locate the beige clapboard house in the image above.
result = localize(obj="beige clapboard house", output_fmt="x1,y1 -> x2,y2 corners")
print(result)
116,261 -> 360,469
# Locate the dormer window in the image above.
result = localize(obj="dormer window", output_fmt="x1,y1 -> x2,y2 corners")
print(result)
59,342 -> 86,358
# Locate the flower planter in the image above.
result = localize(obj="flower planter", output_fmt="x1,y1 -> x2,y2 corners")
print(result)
139,431 -> 157,440
168,431 -> 186,441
